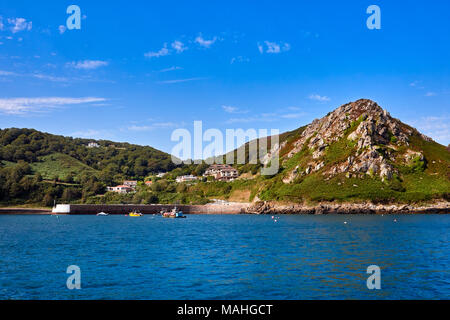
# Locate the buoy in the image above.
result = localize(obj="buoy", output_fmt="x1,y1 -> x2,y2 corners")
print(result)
344,221 -> 347,224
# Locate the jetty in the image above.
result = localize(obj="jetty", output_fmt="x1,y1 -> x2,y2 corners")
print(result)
52,203 -> 250,215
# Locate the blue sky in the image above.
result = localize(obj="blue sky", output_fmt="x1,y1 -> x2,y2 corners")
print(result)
0,0 -> 449,154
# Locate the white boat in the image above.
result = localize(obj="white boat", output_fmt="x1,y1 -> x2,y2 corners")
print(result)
96,212 -> 109,216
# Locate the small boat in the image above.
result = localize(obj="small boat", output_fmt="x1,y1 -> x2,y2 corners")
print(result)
96,212 -> 109,216
128,211 -> 143,217
162,207 -> 186,219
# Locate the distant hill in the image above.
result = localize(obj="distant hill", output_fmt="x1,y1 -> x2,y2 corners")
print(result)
0,128 -> 176,183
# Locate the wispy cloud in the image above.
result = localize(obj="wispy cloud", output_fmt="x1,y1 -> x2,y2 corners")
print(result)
145,44 -> 170,58
409,115 -> 450,145
128,122 -> 177,132
226,107 -> 306,124
7,18 -> 32,33
280,112 -> 306,119
258,41 -> 291,54
67,60 -> 109,70
0,97 -> 106,115
0,70 -> 17,76
409,80 -> 424,89
159,66 -> 183,73
171,40 -> 187,53
0,70 -> 68,82
0,69 -> 113,84
309,94 -> 330,102
425,92 -> 437,97
195,35 -> 217,48
128,125 -> 153,132
222,105 -> 248,114
157,77 -> 206,84
0,17 -> 4,31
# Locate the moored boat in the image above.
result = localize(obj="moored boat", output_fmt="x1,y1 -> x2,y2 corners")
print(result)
128,211 -> 143,217
96,212 -> 109,216
162,207 -> 186,218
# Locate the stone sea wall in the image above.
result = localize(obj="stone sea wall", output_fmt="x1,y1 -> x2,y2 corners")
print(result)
58,203 -> 251,215
245,201 -> 450,214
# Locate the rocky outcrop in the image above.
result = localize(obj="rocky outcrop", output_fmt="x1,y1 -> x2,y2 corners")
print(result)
246,201 -> 450,215
282,99 -> 417,183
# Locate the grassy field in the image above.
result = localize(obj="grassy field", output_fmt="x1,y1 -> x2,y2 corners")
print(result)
30,153 -> 99,180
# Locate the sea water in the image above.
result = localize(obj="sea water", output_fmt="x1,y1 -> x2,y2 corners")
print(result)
0,214 -> 448,300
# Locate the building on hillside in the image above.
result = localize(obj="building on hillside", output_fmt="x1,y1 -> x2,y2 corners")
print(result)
107,185 -> 133,194
123,180 -> 138,189
145,181 -> 153,186
156,172 -> 167,178
176,175 -> 199,183
204,164 -> 239,182
87,142 -> 100,148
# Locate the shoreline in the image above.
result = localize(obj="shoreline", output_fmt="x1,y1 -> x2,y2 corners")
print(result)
0,208 -> 52,215
245,201 -> 450,215
1,200 -> 449,215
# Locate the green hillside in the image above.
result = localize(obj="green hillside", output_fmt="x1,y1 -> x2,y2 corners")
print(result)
30,153 -> 99,181
0,128 -> 177,206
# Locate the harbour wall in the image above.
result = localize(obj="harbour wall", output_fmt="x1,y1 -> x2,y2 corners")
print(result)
53,203 -> 251,215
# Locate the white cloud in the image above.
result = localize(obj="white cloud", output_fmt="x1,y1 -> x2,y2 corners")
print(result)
0,70 -> 17,76
222,105 -> 248,114
157,77 -> 206,84
409,115 -> 450,145
425,92 -> 436,97
0,18 -> 4,30
0,97 -> 106,115
171,40 -> 187,53
195,35 -> 217,48
410,80 -> 425,90
280,112 -> 306,119
159,66 -> 183,72
128,125 -> 153,132
309,94 -> 330,102
67,60 -> 109,70
145,44 -> 170,58
58,25 -> 66,34
258,41 -> 291,54
128,122 -> 177,132
226,107 -> 306,124
31,73 -> 69,82
8,18 -> 32,33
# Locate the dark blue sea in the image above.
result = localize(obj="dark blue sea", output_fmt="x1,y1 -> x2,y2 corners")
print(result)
0,214 -> 449,300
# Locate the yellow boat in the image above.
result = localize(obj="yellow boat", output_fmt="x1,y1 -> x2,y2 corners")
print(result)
128,211 -> 143,217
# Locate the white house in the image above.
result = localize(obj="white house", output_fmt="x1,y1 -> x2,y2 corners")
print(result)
204,164 -> 239,182
107,185 -> 133,194
176,175 -> 199,183
87,142 -> 100,148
